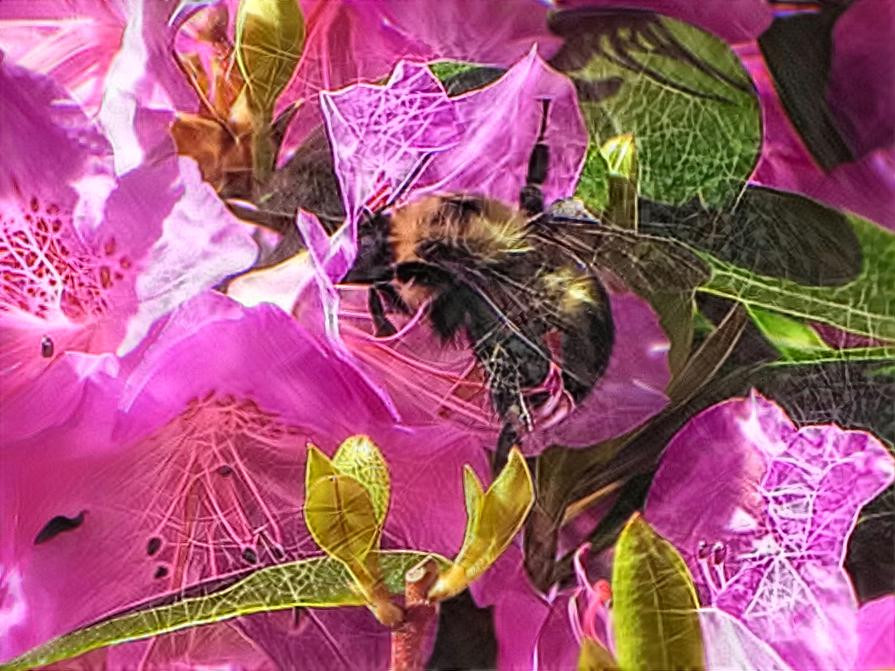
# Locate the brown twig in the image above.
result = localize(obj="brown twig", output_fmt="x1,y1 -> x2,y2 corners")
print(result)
389,558 -> 440,671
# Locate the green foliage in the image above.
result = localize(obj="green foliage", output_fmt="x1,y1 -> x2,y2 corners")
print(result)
0,551 -> 446,671
702,216 -> 895,340
554,11 -> 760,206
429,448 -> 534,600
612,514 -> 704,671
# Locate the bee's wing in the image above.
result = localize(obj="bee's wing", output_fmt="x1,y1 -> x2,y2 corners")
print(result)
533,216 -> 710,296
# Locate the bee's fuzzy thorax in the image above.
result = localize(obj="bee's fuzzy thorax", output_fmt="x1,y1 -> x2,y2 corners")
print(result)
389,195 -> 532,266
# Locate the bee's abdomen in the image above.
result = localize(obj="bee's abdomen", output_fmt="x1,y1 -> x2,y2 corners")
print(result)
556,276 -> 614,402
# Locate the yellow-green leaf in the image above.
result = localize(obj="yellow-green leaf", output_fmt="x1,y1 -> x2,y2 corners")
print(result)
456,464 -> 485,560
305,443 -> 338,489
600,133 -> 637,180
612,514 -> 704,671
747,306 -> 833,360
332,435 -> 390,528
0,551 -> 447,671
429,449 -> 534,600
305,474 -> 379,564
235,0 -> 304,113
578,638 -> 620,671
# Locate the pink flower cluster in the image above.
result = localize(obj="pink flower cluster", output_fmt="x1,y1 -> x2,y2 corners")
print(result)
1,1 -> 892,669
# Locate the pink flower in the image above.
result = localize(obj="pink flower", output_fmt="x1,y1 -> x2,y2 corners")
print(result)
478,392 -> 894,669
645,391 -> 895,670
0,0 -> 127,114
0,57 -> 257,429
737,0 -> 895,229
0,292 -> 490,668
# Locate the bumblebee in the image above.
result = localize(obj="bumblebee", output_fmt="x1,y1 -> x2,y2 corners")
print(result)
343,101 -> 704,465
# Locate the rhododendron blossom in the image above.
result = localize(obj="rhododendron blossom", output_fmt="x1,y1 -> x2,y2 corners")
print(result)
0,57 -> 256,420
2,1 -> 892,669
477,393 -> 895,670
1,293 -> 489,668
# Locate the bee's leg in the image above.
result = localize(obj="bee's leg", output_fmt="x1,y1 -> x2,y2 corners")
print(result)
368,285 -> 397,337
519,98 -> 552,215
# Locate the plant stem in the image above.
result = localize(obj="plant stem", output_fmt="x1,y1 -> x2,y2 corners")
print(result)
389,558 -> 439,671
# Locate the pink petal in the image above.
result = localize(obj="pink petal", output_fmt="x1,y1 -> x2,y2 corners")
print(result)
322,48 -> 585,233
827,0 -> 895,160
525,280 -> 670,452
1,58 -> 256,403
700,607 -> 792,670
470,545 -> 580,671
856,595 -> 895,671
277,0 -> 562,160
645,391 -> 895,671
0,1 -> 126,114
1,294 -> 487,663
738,41 -> 895,230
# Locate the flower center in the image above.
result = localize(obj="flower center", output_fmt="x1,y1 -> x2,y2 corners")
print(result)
138,394 -> 308,588
0,193 -> 129,323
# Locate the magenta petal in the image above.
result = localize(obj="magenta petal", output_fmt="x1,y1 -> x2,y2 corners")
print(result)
827,0 -> 895,159
738,42 -> 895,230
525,281 -> 670,452
276,0 -> 561,161
1,294 -> 485,663
699,608 -> 792,671
470,545 -> 580,671
856,595 -> 895,671
0,1 -> 126,114
321,48 -> 586,264
645,392 -> 895,671
1,58 -> 255,403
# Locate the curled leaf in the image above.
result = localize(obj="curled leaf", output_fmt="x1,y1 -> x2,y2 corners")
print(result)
332,435 -> 391,528
235,0 -> 305,114
429,448 -> 534,600
612,514 -> 704,671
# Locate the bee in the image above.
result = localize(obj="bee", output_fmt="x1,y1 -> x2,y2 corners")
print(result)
343,100 -> 706,466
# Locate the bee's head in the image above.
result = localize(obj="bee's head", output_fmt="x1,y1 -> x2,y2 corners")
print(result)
343,211 -> 395,284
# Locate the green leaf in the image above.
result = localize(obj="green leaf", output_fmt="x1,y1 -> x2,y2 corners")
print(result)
550,9 -> 760,206
429,449 -> 534,600
639,187 -> 862,287
235,0 -> 305,114
701,215 -> 895,340
612,514 -> 704,671
332,435 -> 391,528
305,474 -> 379,563
0,551 -> 448,671
748,307 -> 832,360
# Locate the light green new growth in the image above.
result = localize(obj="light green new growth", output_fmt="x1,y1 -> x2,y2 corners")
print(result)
612,514 -> 705,671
